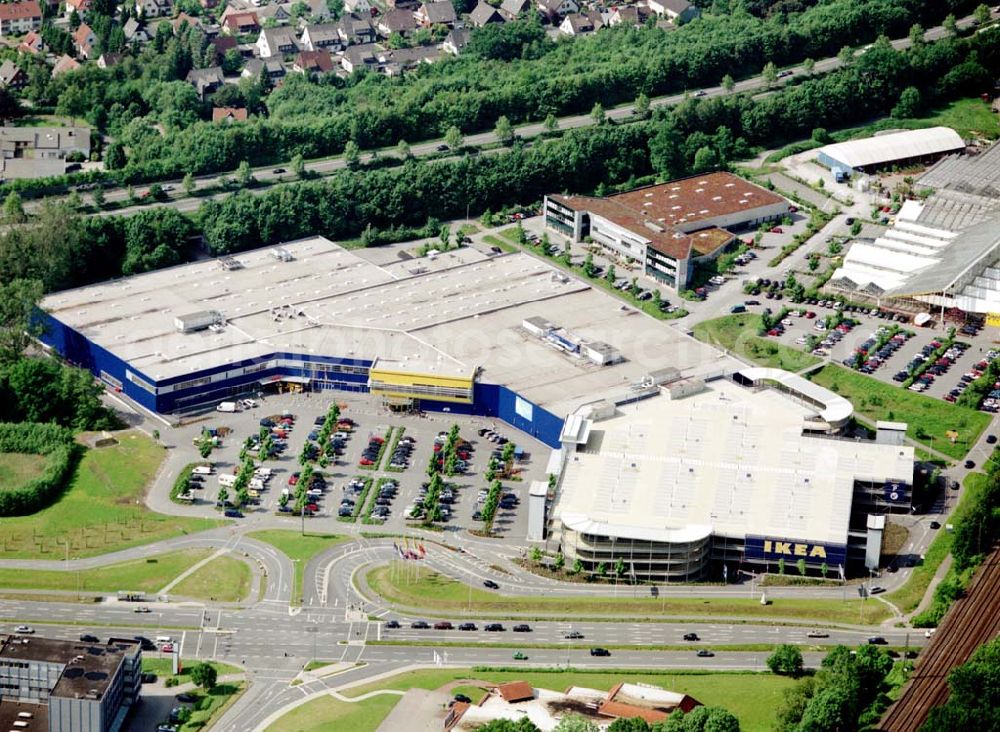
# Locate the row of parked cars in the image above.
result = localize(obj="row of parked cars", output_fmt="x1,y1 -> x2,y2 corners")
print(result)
388,434 -> 416,470
898,340 -> 968,393
956,351 -> 1000,409
847,328 -> 912,374
370,479 -> 399,522
359,434 -> 385,467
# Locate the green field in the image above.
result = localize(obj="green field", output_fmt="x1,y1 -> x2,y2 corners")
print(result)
0,432 -> 221,559
808,365 -> 990,460
0,548 -> 213,593
267,692 -> 400,732
271,667 -> 798,732
247,530 -> 348,605
365,563 -> 889,624
171,554 -> 252,603
0,452 -> 48,491
692,314 -> 820,371
482,234 -> 517,253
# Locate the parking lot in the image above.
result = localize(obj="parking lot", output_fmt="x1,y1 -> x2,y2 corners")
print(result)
746,300 -> 1000,403
168,391 -> 551,539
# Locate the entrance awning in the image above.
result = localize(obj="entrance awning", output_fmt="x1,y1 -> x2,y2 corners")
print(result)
258,376 -> 311,385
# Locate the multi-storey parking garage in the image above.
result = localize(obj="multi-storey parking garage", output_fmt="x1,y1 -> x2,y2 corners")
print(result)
549,371 -> 915,580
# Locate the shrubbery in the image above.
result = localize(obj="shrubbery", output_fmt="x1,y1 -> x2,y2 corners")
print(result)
0,422 -> 77,516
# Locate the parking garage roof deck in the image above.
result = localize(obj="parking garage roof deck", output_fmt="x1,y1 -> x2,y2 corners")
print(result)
41,237 -> 734,416
553,379 -> 914,547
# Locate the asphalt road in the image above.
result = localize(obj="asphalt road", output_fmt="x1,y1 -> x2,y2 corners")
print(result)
43,11 -> 987,220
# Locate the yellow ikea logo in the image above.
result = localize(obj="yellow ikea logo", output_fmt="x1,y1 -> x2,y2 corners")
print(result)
763,540 -> 827,559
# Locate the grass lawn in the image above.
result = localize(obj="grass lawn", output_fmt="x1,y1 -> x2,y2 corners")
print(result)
339,667 -> 799,732
0,548 -> 213,593
0,432 -> 221,559
692,314 -> 820,371
481,234 -> 517,253
366,563 -> 889,624
142,658 -> 242,684
887,471 -> 983,613
247,530 -> 348,605
171,554 -> 252,602
807,365 -> 990,460
0,452 -> 48,492
266,693 -> 400,732
178,682 -> 245,732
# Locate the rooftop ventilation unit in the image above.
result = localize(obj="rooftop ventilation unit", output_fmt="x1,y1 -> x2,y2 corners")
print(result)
270,247 -> 294,262
218,256 -> 243,270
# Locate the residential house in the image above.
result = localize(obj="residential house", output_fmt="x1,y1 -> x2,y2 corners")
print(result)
17,30 -> 43,54
299,22 -> 341,51
341,42 -> 377,73
136,0 -> 172,17
298,0 -> 333,20
607,5 -> 644,27
171,12 -> 203,34
343,0 -> 370,15
499,0 -> 531,20
256,3 -> 291,24
256,26 -> 299,57
222,10 -> 261,35
96,51 -> 124,68
0,125 -> 91,179
242,57 -> 285,81
336,14 -> 375,45
292,49 -> 334,75
0,0 -> 42,37
558,10 -> 599,35
186,66 -> 225,98
647,0 -> 698,23
376,44 -> 439,76
123,18 -> 149,43
0,61 -> 27,89
376,8 -> 416,37
385,0 -> 418,10
212,106 -> 248,122
51,54 -> 80,76
414,1 -> 456,27
73,23 -> 96,58
468,1 -> 504,26
536,0 -> 577,22
64,0 -> 91,20
441,26 -> 468,55
210,34 -> 238,61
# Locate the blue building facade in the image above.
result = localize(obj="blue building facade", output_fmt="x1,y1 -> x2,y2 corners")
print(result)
39,312 -> 567,448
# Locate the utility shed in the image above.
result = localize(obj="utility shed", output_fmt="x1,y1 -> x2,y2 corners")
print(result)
816,127 -> 964,173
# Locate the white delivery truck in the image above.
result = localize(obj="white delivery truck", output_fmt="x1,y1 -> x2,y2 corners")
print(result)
218,474 -> 237,488
216,401 -> 238,413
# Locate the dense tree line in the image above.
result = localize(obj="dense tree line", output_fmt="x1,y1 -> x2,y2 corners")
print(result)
2,30 -> 996,293
43,0 -> 973,182
0,358 -> 117,431
0,422 -> 76,516
922,636 -> 1000,731
473,708 -> 740,731
775,645 -> 896,732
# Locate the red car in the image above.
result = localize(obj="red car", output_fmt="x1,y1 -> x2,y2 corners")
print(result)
288,475 -> 299,486
769,226 -> 783,234
161,644 -> 174,653
359,458 -> 374,466
306,503 -> 319,512
369,436 -> 385,443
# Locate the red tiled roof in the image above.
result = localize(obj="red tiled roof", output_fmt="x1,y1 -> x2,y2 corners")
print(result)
212,106 -> 248,122
295,50 -> 334,72
598,699 -> 670,724
609,172 -> 785,231
496,681 -> 534,703
0,0 -> 41,21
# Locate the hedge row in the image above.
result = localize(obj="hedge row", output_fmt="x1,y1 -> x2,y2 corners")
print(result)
0,422 -> 77,516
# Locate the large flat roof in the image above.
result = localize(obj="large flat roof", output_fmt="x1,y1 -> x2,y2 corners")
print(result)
42,237 -> 734,417
553,379 -> 914,547
819,127 -> 964,169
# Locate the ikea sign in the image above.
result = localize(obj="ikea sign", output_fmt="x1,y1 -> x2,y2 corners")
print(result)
745,535 -> 846,566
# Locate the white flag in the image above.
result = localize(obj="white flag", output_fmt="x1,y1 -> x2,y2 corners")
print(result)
838,564 -> 845,581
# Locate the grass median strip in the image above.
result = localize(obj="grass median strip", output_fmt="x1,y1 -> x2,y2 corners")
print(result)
171,554 -> 252,603
365,562 -> 890,624
692,313 -> 820,371
247,529 -> 348,605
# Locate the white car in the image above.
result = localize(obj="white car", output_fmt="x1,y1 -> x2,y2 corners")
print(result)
15,625 -> 34,634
